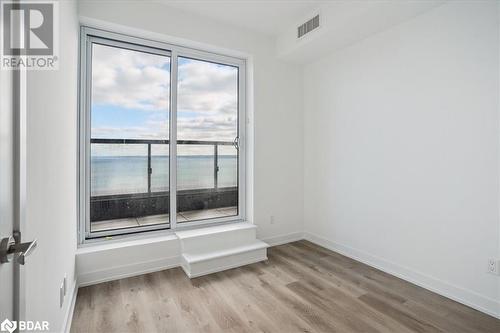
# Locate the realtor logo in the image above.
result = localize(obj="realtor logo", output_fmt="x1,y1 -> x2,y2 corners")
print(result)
0,319 -> 16,333
1,1 -> 59,69
0,318 -> 49,332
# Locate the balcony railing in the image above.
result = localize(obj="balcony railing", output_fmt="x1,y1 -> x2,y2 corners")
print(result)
90,138 -> 238,222
91,138 -> 236,193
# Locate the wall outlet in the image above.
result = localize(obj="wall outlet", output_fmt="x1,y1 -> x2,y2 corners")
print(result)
270,215 -> 275,224
487,258 -> 499,275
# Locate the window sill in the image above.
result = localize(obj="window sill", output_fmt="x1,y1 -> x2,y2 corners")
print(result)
77,231 -> 178,253
77,218 -> 246,250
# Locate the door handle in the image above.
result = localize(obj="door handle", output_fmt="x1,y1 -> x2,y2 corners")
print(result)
233,136 -> 240,150
0,233 -> 37,265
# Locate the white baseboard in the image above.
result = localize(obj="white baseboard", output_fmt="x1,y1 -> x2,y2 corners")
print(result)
62,282 -> 78,333
262,232 -> 304,246
303,232 -> 500,319
78,255 -> 181,287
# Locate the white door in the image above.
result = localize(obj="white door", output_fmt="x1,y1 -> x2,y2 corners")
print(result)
0,22 -> 30,330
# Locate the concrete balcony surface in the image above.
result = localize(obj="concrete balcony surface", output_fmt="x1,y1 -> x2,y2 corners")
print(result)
91,206 -> 237,232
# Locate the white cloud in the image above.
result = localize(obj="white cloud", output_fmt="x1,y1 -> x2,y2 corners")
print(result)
177,58 -> 238,141
178,59 -> 237,114
91,48 -> 239,146
92,44 -> 170,111
177,115 -> 237,141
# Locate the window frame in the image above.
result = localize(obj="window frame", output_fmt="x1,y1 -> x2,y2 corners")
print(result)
78,26 -> 246,243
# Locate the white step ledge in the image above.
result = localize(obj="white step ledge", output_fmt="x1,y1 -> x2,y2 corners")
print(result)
183,240 -> 269,264
181,240 -> 269,278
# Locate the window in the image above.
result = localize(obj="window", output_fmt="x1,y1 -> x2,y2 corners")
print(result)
176,57 -> 239,222
79,27 -> 245,241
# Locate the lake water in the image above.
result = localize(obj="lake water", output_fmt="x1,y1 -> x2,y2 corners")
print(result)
91,155 -> 237,196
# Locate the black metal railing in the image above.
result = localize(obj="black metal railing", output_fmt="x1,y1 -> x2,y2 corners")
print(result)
90,138 -> 236,193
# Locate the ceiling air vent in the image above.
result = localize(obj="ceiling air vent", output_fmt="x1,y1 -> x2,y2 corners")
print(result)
297,14 -> 319,38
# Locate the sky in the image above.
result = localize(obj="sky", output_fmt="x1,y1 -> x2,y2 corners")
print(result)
90,43 -> 238,156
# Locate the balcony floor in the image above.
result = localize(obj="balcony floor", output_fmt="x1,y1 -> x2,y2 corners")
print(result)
91,206 -> 237,232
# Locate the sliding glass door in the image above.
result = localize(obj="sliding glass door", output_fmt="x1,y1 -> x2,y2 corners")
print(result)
88,40 -> 171,235
80,27 -> 245,241
176,57 -> 239,223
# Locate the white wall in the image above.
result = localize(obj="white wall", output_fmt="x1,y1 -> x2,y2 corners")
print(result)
76,1 -> 304,280
76,235 -> 180,286
25,0 -> 79,331
304,1 -> 500,317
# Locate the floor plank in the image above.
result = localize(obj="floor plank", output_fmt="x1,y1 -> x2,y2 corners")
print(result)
71,241 -> 500,333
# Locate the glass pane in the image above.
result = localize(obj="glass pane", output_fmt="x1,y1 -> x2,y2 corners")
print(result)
91,144 -> 148,196
90,43 -> 170,233
151,144 -> 169,193
178,145 -> 214,190
218,145 -> 238,188
177,57 -> 238,222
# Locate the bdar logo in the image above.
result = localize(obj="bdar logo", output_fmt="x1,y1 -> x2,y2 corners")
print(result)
0,319 -> 17,333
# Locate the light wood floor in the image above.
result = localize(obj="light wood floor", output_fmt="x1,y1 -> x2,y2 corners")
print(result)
71,241 -> 500,333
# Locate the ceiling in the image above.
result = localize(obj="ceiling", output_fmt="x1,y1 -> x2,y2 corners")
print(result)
158,0 -> 321,36
156,0 -> 445,63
